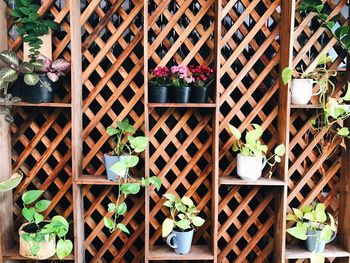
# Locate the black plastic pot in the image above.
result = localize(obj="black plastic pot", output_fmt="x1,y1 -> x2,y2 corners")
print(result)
173,86 -> 191,103
15,74 -> 57,103
191,86 -> 208,103
149,84 -> 169,103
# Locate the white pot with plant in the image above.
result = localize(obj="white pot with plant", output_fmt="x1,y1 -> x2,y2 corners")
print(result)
281,54 -> 335,105
287,203 -> 337,263
19,190 -> 73,260
161,194 -> 205,255
104,118 -> 148,181
228,124 -> 285,180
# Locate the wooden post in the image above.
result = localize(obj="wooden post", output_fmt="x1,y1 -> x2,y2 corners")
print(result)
70,0 -> 84,262
274,1 -> 295,262
0,1 -> 13,262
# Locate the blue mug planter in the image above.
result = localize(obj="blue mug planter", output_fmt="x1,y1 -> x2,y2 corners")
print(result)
166,229 -> 194,254
306,228 -> 336,253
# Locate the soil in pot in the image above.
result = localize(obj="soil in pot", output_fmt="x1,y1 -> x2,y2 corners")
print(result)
173,86 -> 191,103
19,221 -> 56,260
15,74 -> 58,103
149,84 -> 170,103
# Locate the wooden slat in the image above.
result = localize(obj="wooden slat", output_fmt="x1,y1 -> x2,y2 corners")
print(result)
148,103 -> 216,108
3,246 -> 74,261
285,244 -> 350,259
219,176 -> 285,186
148,245 -> 214,261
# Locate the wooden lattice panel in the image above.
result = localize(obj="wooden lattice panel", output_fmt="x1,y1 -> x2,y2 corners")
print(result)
80,0 -> 146,261
218,0 -> 281,261
6,0 -> 73,250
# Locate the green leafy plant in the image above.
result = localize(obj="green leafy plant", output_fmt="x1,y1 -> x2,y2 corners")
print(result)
228,123 -> 285,177
0,171 -> 22,192
298,0 -> 350,57
287,203 -> 336,263
20,190 -> 73,259
104,177 -> 161,234
162,194 -> 205,238
10,0 -> 59,59
106,118 -> 148,178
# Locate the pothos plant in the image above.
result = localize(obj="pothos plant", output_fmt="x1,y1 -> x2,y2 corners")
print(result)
0,171 -> 23,192
21,190 -> 73,259
161,194 -> 205,238
287,203 -> 336,263
228,123 -> 286,177
10,0 -> 59,59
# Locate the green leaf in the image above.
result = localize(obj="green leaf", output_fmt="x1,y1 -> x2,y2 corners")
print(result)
335,26 -> 349,40
0,172 -> 23,192
232,143 -> 240,152
192,216 -> 205,227
117,223 -> 130,234
164,193 -> 176,202
121,183 -> 141,195
337,127 -> 349,137
34,212 -> 44,224
35,200 -> 51,212
0,50 -> 20,66
320,225 -> 332,242
106,126 -> 119,136
108,203 -> 116,212
163,200 -> 173,207
162,218 -> 174,237
181,196 -> 194,207
31,244 -> 41,256
315,4 -> 324,13
311,252 -> 325,263
286,225 -> 307,240
342,82 -> 350,101
286,214 -> 296,221
130,136 -> 148,152
228,124 -> 241,140
281,68 -> 293,85
274,156 -> 281,163
117,202 -> 127,216
293,208 -> 303,219
56,239 -> 73,259
303,212 -> 315,221
110,161 -> 127,175
0,68 -> 18,82
23,73 -> 39,85
175,219 -> 191,230
274,144 -> 286,156
104,217 -> 115,230
125,155 -> 139,168
22,190 -> 44,205
301,205 -> 313,213
149,176 -> 162,191
22,207 -> 35,222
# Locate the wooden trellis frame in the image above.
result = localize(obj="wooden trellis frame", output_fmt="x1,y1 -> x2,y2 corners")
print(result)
0,0 -> 349,262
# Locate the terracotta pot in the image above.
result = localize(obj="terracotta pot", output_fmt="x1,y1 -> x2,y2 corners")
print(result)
19,222 -> 56,260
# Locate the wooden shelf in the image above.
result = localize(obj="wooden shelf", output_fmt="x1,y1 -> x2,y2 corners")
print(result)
219,176 -> 285,186
4,247 -> 74,261
148,245 -> 214,261
76,175 -> 141,185
0,102 -> 72,108
290,104 -> 321,109
285,244 -> 350,259
148,103 -> 216,108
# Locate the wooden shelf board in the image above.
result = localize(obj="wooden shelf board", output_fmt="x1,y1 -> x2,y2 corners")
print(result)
148,103 -> 216,108
4,247 -> 74,260
76,175 -> 141,185
219,176 -> 285,186
290,104 -> 321,109
148,245 -> 214,261
0,102 -> 72,108
285,244 -> 350,259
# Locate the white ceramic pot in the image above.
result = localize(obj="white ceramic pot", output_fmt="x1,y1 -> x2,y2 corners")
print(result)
291,79 -> 320,105
19,222 -> 56,260
237,154 -> 267,180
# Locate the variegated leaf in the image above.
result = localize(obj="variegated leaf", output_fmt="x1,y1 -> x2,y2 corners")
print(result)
0,68 -> 18,82
20,62 -> 34,74
24,73 -> 40,85
0,50 -> 20,66
51,59 -> 70,72
47,72 -> 59,82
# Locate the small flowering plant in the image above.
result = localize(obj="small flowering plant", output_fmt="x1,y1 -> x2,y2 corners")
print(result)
189,65 -> 214,88
170,65 -> 194,88
149,66 -> 171,86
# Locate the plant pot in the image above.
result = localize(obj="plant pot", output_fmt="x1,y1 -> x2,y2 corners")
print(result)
173,86 -> 191,103
291,79 -> 320,105
104,154 -> 129,181
236,154 -> 267,180
191,86 -> 208,103
19,222 -> 56,260
166,229 -> 194,255
15,74 -> 57,103
149,84 -> 170,103
305,228 -> 336,253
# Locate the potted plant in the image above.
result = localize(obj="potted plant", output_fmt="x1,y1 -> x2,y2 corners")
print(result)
228,123 -> 286,180
188,65 -> 214,103
149,66 -> 171,103
104,176 -> 161,234
287,203 -> 336,262
10,0 -> 59,61
161,194 -> 205,255
19,190 -> 73,260
282,54 -> 335,105
104,118 -> 148,181
170,65 -> 194,103
0,51 -> 70,103
0,171 -> 22,192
